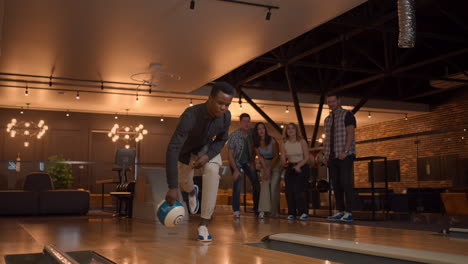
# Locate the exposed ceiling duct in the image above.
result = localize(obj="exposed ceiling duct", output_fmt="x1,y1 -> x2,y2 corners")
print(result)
398,0 -> 416,48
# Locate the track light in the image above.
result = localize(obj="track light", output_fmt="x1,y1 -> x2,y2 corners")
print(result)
404,113 -> 408,120
136,94 -> 139,102
114,113 -> 118,119
266,8 -> 271,20
76,91 -> 80,99
368,112 -> 372,118
20,107 -> 24,115
25,84 -> 29,96
280,124 -> 284,129
189,99 -> 193,107
66,112 -> 70,117
190,0 -> 195,10
239,96 -> 243,110
160,117 -> 164,122
219,1 -> 279,20
285,106 -> 289,113
101,81 -> 104,90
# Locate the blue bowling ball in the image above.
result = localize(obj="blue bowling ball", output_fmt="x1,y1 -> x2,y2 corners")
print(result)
156,200 -> 185,227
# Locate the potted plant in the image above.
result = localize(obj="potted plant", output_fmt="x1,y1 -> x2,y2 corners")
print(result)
47,155 -> 73,189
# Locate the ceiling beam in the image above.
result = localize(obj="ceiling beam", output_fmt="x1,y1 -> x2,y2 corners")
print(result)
352,97 -> 369,114
422,42 -> 468,79
330,22 -> 468,43
310,92 -> 326,148
255,57 -> 381,74
235,86 -> 282,134
288,12 -> 396,65
349,42 -> 385,71
238,12 -> 396,86
395,74 -> 468,83
285,65 -> 307,143
330,47 -> 468,93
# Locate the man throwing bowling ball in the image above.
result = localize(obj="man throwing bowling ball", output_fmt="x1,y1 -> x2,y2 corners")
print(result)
165,82 -> 234,241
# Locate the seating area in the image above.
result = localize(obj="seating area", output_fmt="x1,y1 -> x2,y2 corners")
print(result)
0,172 -> 90,216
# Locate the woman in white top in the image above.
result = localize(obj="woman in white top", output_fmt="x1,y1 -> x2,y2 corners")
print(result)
280,123 -> 310,221
253,122 -> 281,218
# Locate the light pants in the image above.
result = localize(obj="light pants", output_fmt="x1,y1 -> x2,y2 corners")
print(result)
258,160 -> 281,216
178,154 -> 222,220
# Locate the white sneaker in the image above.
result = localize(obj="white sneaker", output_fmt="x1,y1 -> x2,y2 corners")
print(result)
299,213 -> 309,221
327,212 -> 344,221
258,212 -> 265,219
189,185 -> 199,214
340,212 -> 353,222
197,225 -> 212,242
233,211 -> 240,218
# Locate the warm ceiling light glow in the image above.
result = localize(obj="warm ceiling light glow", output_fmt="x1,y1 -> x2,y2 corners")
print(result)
108,122 -> 148,146
76,91 -> 80,99
6,119 -> 48,146
189,99 -> 193,107
368,112 -> 372,118
285,106 -> 289,113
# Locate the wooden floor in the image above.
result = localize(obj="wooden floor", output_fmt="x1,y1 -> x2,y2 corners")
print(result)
1,210 -> 468,264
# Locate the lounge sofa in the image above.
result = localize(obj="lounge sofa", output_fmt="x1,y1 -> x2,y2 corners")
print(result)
0,172 -> 89,216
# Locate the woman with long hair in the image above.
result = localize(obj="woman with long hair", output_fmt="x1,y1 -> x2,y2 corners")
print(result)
253,122 -> 281,218
280,123 -> 310,220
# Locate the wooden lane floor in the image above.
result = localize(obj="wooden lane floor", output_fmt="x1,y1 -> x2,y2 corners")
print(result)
1,213 -> 467,264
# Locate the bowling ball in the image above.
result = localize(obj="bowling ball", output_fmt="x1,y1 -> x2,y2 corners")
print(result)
316,180 -> 330,192
156,200 -> 185,227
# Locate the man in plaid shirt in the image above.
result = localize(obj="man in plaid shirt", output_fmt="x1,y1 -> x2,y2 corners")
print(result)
323,93 -> 356,222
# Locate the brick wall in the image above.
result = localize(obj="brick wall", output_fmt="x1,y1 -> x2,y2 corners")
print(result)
354,94 -> 468,193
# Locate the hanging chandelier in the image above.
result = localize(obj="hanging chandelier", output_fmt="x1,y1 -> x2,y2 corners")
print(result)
108,123 -> 148,149
6,118 -> 49,147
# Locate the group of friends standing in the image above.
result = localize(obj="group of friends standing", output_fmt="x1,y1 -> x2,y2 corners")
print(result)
227,113 -> 310,221
164,82 -> 356,242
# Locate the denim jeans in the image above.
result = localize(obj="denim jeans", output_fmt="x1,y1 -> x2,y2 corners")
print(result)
231,163 -> 260,213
